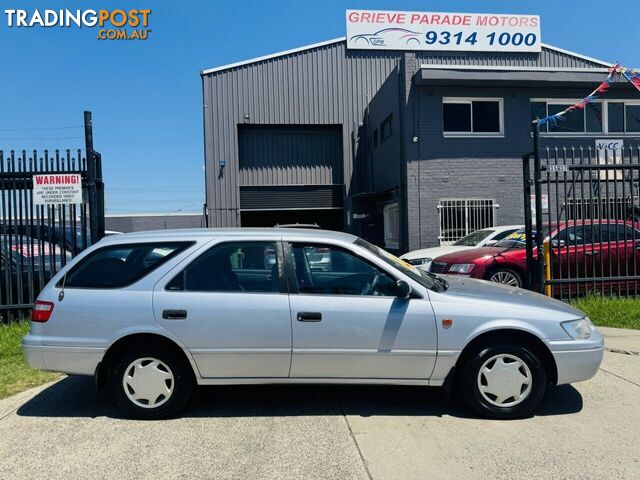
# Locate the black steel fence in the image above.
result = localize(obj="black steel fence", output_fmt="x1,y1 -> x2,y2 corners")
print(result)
524,134 -> 640,300
0,112 -> 104,322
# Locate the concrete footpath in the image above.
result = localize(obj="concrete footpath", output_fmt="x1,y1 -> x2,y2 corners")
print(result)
600,326 -> 640,355
0,327 -> 638,480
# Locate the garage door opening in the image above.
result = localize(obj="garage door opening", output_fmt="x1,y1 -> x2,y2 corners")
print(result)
241,209 -> 344,231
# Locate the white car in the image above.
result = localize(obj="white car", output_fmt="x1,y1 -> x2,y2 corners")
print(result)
401,225 -> 523,270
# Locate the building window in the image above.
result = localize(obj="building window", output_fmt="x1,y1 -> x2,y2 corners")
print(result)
380,115 -> 393,142
531,99 -> 640,134
437,199 -> 498,245
443,98 -> 503,136
383,202 -> 400,250
531,100 -> 603,133
608,102 -> 640,133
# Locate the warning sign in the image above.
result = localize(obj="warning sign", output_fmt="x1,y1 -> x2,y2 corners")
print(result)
33,174 -> 83,205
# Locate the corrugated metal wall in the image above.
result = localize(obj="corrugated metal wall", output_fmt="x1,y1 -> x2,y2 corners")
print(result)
202,40 -> 401,227
238,126 -> 342,186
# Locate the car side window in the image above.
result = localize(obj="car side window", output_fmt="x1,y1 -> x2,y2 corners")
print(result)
62,242 -> 192,289
166,241 -> 281,293
289,243 -> 398,296
604,224 -> 640,242
552,226 -> 591,246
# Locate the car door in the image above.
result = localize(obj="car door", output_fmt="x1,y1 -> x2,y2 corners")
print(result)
285,241 -> 437,380
153,240 -> 292,378
602,223 -> 640,294
550,225 -> 597,296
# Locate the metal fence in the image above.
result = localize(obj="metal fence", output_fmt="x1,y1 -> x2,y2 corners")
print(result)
524,136 -> 640,300
0,112 -> 104,322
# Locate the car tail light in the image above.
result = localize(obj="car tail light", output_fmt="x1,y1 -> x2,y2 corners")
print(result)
31,300 -> 54,323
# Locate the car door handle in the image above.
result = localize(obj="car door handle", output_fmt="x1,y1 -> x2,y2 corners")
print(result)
162,309 -> 188,320
585,251 -> 599,256
297,311 -> 322,322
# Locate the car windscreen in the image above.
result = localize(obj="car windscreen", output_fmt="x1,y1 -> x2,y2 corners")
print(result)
452,229 -> 494,246
494,227 -> 551,248
354,238 -> 440,291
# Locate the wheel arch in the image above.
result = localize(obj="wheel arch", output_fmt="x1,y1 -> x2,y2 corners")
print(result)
95,332 -> 198,390
448,328 -> 558,390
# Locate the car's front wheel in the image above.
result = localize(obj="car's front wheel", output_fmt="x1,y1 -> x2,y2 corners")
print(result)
108,347 -> 194,420
460,344 -> 546,419
488,269 -> 522,287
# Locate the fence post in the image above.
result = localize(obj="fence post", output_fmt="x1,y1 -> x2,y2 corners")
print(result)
84,111 -> 100,245
95,151 -> 105,239
532,121 -> 545,294
522,154 -> 534,290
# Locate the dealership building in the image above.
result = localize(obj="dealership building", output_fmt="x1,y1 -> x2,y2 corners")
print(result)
201,11 -> 640,253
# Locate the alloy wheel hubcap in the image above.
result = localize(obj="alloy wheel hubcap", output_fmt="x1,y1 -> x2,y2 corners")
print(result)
477,354 -> 532,407
490,271 -> 520,287
122,357 -> 174,409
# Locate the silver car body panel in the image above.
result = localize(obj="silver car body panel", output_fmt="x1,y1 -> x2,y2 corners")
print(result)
23,228 -> 603,387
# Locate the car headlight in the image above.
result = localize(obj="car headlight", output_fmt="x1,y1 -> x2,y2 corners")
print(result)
449,263 -> 475,274
407,257 -> 432,266
561,317 -> 593,340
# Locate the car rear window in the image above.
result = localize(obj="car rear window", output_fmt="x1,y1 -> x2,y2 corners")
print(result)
61,242 -> 193,289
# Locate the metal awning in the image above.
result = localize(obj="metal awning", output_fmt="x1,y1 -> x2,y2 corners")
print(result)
413,65 -> 625,87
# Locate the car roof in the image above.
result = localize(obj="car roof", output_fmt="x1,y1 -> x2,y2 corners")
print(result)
96,228 -> 359,244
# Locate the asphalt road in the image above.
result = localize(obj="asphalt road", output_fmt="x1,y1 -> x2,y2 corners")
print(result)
1,350 -> 639,480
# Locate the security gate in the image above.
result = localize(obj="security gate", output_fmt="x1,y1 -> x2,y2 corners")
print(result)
523,137 -> 640,299
0,112 -> 104,322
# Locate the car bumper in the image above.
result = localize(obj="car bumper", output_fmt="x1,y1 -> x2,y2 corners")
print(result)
23,335 -> 105,376
548,328 -> 605,385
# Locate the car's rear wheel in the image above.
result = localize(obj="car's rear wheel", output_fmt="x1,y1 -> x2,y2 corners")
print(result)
488,269 -> 522,287
460,344 -> 546,419
108,347 -> 194,420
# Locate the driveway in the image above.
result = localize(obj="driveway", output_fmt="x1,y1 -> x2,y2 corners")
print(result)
1,350 -> 639,479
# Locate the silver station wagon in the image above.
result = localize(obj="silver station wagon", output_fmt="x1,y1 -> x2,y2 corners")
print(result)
23,228 -> 604,420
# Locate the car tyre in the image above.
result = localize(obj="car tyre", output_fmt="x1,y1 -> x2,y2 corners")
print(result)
460,344 -> 546,419
488,268 -> 522,288
108,346 -> 194,420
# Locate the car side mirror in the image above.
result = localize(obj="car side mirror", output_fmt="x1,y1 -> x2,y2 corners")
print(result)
485,240 -> 498,246
551,239 -> 565,248
396,280 -> 412,299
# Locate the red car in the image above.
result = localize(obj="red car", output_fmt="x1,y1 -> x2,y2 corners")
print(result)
430,220 -> 640,293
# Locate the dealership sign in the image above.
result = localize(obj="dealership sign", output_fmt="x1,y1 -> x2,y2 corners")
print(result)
346,10 -> 541,52
32,174 -> 83,206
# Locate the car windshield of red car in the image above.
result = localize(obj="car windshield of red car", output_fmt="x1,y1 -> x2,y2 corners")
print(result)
494,227 -> 550,248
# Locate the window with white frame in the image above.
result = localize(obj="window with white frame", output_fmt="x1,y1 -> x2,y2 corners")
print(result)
443,98 -> 503,136
438,199 -> 498,245
530,99 -> 640,134
383,203 -> 400,250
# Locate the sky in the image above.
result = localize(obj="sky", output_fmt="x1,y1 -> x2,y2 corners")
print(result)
1,0 -> 638,215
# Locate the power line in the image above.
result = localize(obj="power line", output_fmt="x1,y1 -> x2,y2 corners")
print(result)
0,135 -> 84,141
0,125 -> 83,132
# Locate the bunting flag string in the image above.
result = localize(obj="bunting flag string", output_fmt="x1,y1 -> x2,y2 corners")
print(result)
537,63 -> 640,126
